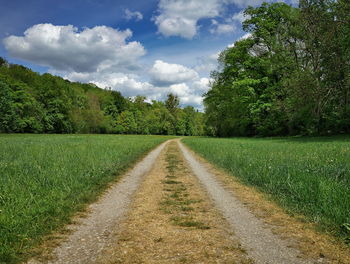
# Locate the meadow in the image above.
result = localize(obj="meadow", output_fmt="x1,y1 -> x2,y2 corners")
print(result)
182,136 -> 350,241
0,134 -> 169,263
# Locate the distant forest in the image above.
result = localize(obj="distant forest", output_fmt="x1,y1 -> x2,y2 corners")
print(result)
205,0 -> 350,136
1,0 -> 349,137
0,58 -> 204,135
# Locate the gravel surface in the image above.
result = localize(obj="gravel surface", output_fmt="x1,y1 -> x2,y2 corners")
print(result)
99,141 -> 252,264
179,141 -> 313,264
28,141 -> 167,264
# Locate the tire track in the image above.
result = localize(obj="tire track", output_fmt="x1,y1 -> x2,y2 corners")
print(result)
28,141 -> 168,264
179,140 -> 314,264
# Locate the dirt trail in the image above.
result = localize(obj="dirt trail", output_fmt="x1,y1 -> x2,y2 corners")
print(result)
28,139 -> 336,264
98,141 -> 252,264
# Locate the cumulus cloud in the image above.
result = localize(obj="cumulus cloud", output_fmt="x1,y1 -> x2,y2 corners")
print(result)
169,78 -> 212,108
154,0 -> 222,39
60,60 -> 208,109
170,83 -> 203,107
124,9 -> 143,21
93,75 -> 155,97
65,70 -> 163,99
192,78 -> 212,93
150,60 -> 199,86
3,23 -> 145,73
65,69 -> 206,108
181,95 -> 203,107
231,10 -> 248,23
65,59 -> 210,109
209,9 -> 249,35
153,0 -> 267,38
170,83 -> 191,97
210,19 -> 235,35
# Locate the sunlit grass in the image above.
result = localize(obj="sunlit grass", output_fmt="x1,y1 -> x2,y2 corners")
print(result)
182,136 -> 350,241
0,134 -> 169,263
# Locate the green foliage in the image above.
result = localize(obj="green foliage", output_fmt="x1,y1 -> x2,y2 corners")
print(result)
183,136 -> 350,240
0,76 -> 44,133
0,61 -> 204,136
0,134 -> 170,263
205,1 -> 350,136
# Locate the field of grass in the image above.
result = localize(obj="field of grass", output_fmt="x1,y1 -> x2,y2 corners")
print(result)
182,136 -> 350,241
0,134 -> 170,263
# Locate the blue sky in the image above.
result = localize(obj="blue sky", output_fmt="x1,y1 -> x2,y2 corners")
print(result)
0,0 -> 297,108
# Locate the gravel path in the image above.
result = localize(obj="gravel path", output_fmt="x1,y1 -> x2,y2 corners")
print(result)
98,141 -> 252,264
178,141 -> 312,264
28,141 -> 167,264
28,139 -> 331,264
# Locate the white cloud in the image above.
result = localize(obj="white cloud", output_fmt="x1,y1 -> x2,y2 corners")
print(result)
209,10 -> 249,35
170,83 -> 203,107
181,95 -> 203,107
153,0 -> 266,38
65,69 -> 206,108
3,23 -> 145,73
231,10 -> 247,23
65,71 -> 163,98
192,78 -> 212,93
170,83 -> 191,97
155,17 -> 198,39
64,60 -> 209,109
210,19 -> 236,35
169,78 -> 211,108
65,60 -> 210,108
154,0 -> 222,39
94,75 -> 154,96
150,60 -> 199,86
124,9 -> 143,21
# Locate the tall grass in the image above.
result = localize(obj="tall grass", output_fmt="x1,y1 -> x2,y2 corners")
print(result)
0,134 -> 169,263
182,136 -> 350,240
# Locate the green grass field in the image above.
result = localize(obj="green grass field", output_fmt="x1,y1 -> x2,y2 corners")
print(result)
182,136 -> 350,241
0,134 -> 169,263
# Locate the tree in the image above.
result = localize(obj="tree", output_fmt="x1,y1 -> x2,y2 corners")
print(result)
0,77 -> 44,133
165,93 -> 180,133
0,57 -> 7,67
204,1 -> 350,136
115,111 -> 137,134
0,57 -> 205,136
165,93 -> 180,115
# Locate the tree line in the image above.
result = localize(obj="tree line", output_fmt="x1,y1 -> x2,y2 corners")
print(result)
2,0 -> 348,138
0,58 -> 204,135
204,0 -> 350,137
